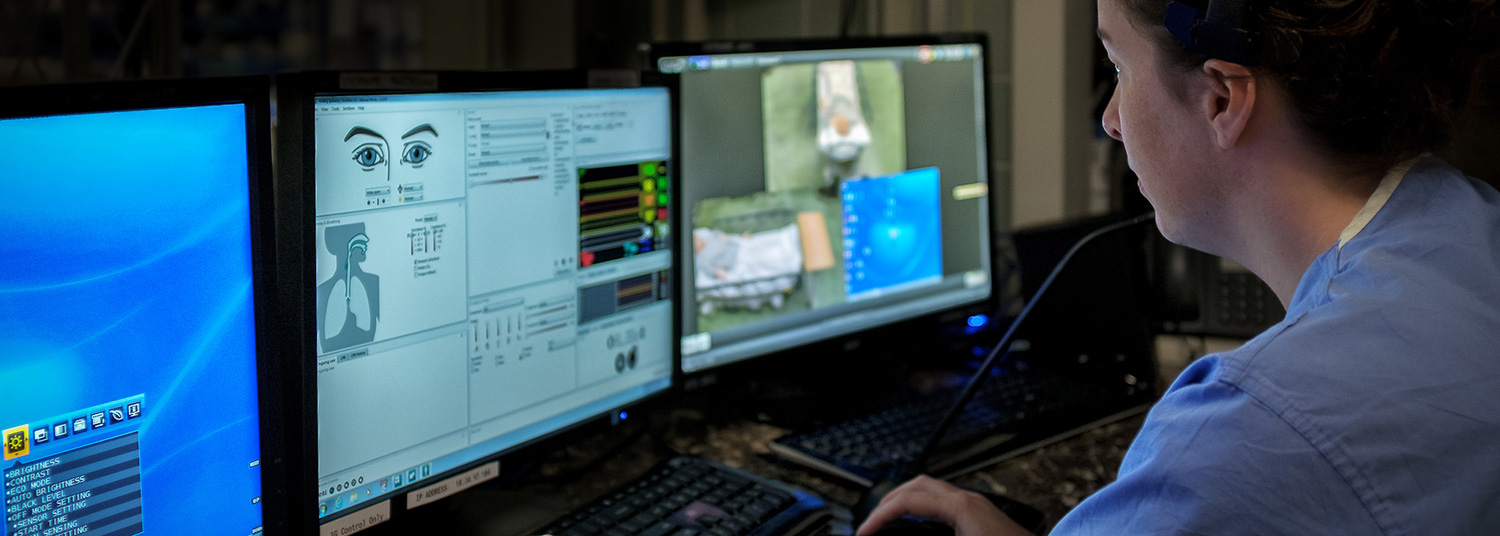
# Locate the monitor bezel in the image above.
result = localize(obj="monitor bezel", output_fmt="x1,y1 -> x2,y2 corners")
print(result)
275,70 -> 683,528
0,76 -> 292,535
645,32 -> 992,62
646,33 -> 1004,376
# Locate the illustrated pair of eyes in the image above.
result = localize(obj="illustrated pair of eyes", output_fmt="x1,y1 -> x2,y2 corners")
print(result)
351,141 -> 433,169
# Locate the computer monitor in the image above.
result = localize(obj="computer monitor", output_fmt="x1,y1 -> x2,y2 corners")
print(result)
275,72 -> 676,528
0,78 -> 285,535
649,35 -> 997,373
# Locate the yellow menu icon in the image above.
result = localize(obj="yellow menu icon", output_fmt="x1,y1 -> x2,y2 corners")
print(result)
3,424 -> 29,460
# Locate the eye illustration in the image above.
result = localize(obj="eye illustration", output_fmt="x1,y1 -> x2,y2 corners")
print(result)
402,142 -> 433,166
352,143 -> 386,169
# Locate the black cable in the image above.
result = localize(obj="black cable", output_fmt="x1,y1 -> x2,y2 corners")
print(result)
839,0 -> 858,39
907,211 -> 1157,477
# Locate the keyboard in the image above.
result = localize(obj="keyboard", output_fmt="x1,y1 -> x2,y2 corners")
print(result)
770,372 -> 1148,487
535,456 -> 834,536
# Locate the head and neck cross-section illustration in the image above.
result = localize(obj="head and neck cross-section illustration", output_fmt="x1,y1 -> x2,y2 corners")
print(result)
318,223 -> 381,353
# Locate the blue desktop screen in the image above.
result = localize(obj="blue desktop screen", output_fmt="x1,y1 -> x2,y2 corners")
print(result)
0,104 -> 264,535
841,167 -> 944,300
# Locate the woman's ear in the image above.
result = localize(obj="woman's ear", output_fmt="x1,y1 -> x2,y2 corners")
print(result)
1201,59 -> 1258,150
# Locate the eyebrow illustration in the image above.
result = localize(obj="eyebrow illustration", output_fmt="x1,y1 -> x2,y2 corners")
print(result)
345,126 -> 385,142
402,123 -> 438,139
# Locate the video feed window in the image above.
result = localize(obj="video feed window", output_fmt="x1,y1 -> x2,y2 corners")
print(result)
667,43 -> 993,372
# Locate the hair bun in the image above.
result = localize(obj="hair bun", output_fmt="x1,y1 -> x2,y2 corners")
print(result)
1257,0 -> 1500,161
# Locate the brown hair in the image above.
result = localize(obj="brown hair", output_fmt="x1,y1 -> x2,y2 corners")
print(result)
1118,0 -> 1500,169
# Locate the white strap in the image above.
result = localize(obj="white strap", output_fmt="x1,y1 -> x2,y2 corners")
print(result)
1338,154 -> 1426,250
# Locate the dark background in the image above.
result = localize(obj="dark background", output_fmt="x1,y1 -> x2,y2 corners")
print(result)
2,0 -> 1492,195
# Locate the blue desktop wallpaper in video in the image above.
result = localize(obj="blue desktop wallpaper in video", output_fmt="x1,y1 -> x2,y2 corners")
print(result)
842,167 -> 944,299
0,105 -> 263,534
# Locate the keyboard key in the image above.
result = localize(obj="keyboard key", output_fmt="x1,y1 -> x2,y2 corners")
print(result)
743,503 -> 772,521
618,519 -> 648,533
627,512 -> 658,528
601,503 -> 635,523
724,496 -> 752,512
722,516 -> 752,533
697,514 -> 724,527
703,489 -> 731,504
639,521 -> 677,536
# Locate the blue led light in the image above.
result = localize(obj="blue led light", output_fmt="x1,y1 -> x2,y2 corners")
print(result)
619,411 -> 628,420
967,314 -> 989,328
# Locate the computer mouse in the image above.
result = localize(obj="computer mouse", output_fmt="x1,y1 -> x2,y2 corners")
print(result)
864,516 -> 957,536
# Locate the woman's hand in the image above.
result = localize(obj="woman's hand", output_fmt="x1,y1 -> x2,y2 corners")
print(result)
856,475 -> 1034,536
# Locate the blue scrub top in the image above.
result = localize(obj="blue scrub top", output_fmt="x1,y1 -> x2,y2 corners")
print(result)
1053,157 -> 1500,535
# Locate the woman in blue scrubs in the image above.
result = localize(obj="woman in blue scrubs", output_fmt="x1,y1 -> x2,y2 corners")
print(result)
861,1 -> 1500,534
